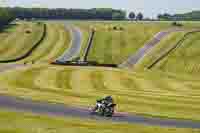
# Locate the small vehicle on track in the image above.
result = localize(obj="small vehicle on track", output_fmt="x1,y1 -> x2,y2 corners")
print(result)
90,96 -> 116,117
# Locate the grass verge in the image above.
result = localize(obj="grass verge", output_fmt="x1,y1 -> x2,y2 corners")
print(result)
0,108 -> 199,133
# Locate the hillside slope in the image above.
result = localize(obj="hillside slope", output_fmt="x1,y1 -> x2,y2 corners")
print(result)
19,23 -> 71,63
154,32 -> 200,74
0,22 -> 44,61
0,65 -> 200,121
87,22 -> 172,64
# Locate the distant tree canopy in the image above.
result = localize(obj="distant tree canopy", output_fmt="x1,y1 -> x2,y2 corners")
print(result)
136,12 -> 143,21
129,12 -> 135,20
158,11 -> 200,21
3,7 -> 126,20
0,8 -> 14,27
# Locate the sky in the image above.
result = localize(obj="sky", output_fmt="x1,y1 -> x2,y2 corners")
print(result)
1,0 -> 200,18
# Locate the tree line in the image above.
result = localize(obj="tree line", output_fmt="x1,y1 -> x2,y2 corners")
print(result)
158,11 -> 200,21
128,12 -> 144,21
1,7 -> 147,23
3,7 -> 126,20
0,8 -> 14,28
2,6 -> 200,23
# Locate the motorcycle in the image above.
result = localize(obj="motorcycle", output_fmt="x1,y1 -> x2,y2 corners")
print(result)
90,100 -> 116,117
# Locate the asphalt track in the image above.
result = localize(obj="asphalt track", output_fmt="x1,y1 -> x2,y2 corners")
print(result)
56,23 -> 82,62
119,28 -> 183,68
0,94 -> 200,129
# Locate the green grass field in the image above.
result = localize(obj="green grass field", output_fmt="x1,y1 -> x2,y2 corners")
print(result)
87,22 -> 172,64
0,21 -> 70,63
74,21 -> 200,65
1,21 -> 200,131
153,32 -> 200,74
134,31 -> 187,70
134,23 -> 200,75
1,109 -> 199,133
0,64 -> 200,121
19,22 -> 71,63
0,21 -> 44,61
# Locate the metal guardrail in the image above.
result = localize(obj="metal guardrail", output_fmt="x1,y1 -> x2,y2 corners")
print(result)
82,29 -> 95,62
52,60 -> 117,68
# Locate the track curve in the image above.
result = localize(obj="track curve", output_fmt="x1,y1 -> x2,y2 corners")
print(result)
56,23 -> 82,62
0,94 -> 200,129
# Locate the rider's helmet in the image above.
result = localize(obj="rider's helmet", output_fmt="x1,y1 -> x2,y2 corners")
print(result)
104,96 -> 113,103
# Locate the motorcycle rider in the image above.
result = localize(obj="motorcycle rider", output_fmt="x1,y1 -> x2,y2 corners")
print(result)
91,96 -> 116,117
97,96 -> 114,107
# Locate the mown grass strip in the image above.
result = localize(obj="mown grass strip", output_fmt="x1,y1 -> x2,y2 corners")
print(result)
134,31 -> 186,70
147,30 -> 200,69
154,31 -> 200,74
19,23 -> 71,63
0,23 -> 46,63
0,65 -> 200,121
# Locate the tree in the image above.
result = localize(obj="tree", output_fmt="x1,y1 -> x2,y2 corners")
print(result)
129,12 -> 135,20
158,11 -> 200,21
157,14 -> 162,20
157,13 -> 173,20
0,8 -> 14,28
136,12 -> 143,21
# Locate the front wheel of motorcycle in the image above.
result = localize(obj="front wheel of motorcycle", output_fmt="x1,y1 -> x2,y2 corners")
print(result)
104,108 -> 114,117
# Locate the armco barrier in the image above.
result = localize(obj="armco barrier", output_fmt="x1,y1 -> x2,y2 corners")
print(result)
82,29 -> 95,61
51,61 -> 118,68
